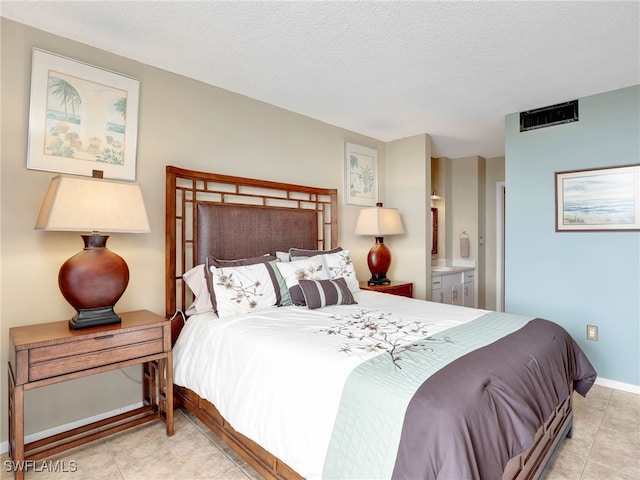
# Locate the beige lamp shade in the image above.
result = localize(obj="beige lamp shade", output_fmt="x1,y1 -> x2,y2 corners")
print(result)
355,205 -> 404,237
35,175 -> 150,233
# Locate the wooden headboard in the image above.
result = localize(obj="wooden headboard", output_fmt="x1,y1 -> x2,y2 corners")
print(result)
165,165 -> 338,318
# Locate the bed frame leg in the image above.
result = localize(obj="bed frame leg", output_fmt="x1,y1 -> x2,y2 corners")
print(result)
565,423 -> 573,439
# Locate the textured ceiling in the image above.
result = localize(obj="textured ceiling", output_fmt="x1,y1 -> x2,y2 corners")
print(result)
2,1 -> 639,158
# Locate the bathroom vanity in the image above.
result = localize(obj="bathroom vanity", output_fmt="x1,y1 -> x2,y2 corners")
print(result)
431,266 -> 475,307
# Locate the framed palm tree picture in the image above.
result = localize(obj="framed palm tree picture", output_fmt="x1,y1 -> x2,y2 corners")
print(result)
27,49 -> 140,181
345,142 -> 378,206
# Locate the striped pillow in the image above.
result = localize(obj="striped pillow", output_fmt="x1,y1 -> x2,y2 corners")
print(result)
298,277 -> 357,309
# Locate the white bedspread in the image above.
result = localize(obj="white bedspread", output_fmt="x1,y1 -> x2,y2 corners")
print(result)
172,291 -> 487,479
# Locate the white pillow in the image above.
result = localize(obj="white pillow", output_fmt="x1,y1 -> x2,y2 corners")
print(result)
275,256 -> 329,306
182,264 -> 214,315
321,249 -> 360,293
276,251 -> 291,262
210,263 -> 278,318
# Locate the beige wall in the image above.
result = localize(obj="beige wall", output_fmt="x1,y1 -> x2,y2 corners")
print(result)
449,156 -> 484,308
0,19 -> 399,441
386,135 -> 431,299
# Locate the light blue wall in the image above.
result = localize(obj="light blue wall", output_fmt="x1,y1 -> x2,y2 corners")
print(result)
505,86 -> 640,386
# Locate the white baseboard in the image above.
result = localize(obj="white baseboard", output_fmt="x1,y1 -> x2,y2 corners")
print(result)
0,402 -> 142,456
595,376 -> 640,394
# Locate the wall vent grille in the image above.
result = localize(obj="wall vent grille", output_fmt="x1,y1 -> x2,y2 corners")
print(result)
520,100 -> 579,132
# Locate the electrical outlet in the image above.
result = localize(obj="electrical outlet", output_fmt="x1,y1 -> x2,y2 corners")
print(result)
587,325 -> 598,341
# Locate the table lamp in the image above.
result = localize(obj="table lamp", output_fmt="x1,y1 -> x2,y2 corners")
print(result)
355,202 -> 404,285
35,175 -> 150,329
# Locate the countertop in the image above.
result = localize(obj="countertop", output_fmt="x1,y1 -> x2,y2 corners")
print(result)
431,265 -> 475,275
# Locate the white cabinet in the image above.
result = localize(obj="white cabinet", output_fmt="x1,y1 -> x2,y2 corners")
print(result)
431,269 -> 475,307
463,270 -> 475,308
445,273 -> 463,306
431,275 -> 444,303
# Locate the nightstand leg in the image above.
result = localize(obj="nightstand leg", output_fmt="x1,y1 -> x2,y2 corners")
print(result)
156,359 -> 164,416
142,358 -> 174,436
165,353 -> 174,436
8,367 -> 25,480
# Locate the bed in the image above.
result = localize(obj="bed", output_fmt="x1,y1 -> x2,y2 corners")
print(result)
165,165 -> 596,480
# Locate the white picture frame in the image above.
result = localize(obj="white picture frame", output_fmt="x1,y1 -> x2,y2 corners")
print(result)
344,142 -> 378,206
555,164 -> 640,232
27,49 -> 140,181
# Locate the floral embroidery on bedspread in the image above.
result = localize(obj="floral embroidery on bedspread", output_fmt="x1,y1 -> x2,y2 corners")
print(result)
319,308 -> 452,367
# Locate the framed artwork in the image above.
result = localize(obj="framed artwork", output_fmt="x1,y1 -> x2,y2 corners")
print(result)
555,164 -> 640,231
345,142 -> 378,206
27,49 -> 140,181
431,207 -> 438,255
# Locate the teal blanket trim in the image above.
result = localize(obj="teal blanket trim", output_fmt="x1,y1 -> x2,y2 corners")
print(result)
322,311 -> 533,480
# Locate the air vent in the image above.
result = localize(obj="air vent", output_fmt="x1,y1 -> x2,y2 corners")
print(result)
520,100 -> 578,132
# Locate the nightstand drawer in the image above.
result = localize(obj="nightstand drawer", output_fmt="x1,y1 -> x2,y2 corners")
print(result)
29,327 -> 164,381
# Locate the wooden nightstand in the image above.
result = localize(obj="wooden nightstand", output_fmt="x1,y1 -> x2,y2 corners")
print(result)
359,281 -> 414,298
7,310 -> 173,480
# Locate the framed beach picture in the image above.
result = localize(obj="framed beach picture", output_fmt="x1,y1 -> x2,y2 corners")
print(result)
27,49 -> 140,181
555,164 -> 640,231
345,142 -> 378,206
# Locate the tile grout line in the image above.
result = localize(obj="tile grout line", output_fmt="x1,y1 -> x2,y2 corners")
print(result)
178,408 -> 255,479
578,388 -> 616,480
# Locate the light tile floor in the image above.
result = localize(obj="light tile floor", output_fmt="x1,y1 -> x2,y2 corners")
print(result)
1,384 -> 638,479
546,384 -> 639,480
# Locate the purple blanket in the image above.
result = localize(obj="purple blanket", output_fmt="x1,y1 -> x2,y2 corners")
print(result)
392,318 -> 597,479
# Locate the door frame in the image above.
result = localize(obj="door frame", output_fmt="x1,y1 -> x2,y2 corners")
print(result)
496,181 -> 505,312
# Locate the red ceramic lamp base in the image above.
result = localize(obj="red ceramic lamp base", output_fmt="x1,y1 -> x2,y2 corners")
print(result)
59,234 -> 129,329
366,237 -> 392,285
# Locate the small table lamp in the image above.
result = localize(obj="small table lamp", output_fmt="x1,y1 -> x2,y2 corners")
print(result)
355,202 -> 404,285
35,175 -> 150,329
